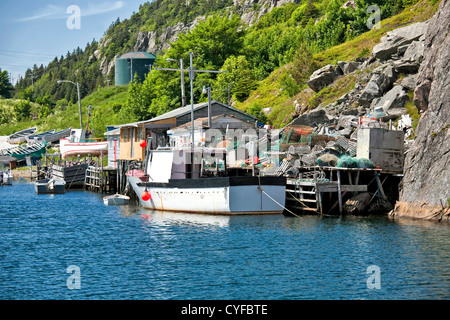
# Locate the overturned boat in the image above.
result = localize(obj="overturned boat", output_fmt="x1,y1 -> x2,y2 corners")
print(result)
4,142 -> 47,160
127,148 -> 286,215
31,128 -> 71,143
7,127 -> 37,144
26,129 -> 56,143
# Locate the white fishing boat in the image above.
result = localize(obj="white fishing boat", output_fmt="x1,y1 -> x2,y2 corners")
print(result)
59,129 -> 108,159
1,170 -> 13,185
127,148 -> 286,215
103,194 -> 130,205
35,178 -> 66,194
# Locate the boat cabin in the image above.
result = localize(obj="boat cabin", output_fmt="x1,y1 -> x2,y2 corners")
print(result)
146,148 -> 230,182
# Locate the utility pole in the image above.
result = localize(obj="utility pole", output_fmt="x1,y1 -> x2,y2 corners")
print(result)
165,58 -> 186,107
155,52 -> 226,149
57,80 -> 83,132
28,72 -> 36,91
203,85 -> 212,128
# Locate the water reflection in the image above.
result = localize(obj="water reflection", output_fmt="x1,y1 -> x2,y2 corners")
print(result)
136,208 -> 285,229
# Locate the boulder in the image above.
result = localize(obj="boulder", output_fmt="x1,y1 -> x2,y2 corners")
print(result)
377,85 -> 409,117
338,127 -> 353,138
307,64 -> 343,92
393,58 -> 420,74
372,21 -> 429,61
336,115 -> 359,130
359,64 -> 398,106
400,73 -> 418,91
292,109 -> 330,127
343,61 -> 362,74
403,40 -> 425,62
359,76 -> 382,106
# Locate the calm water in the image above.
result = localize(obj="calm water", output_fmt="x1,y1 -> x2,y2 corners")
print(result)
0,180 -> 449,300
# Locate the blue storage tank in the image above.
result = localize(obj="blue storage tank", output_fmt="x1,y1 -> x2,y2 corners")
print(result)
114,52 -> 157,85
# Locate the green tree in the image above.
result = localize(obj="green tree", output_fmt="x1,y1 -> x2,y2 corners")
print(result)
289,44 -> 318,87
13,100 -> 32,121
169,14 -> 244,70
213,55 -> 257,103
0,69 -> 14,98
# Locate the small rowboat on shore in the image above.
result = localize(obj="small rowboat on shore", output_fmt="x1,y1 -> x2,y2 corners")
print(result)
103,194 -> 130,205
7,127 -> 37,144
36,128 -> 71,143
26,129 -> 56,143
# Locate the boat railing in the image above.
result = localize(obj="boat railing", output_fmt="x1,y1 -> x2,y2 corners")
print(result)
76,137 -> 107,143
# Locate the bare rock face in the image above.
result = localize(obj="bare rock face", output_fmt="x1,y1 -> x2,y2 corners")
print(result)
394,0 -> 450,219
378,85 -> 409,117
372,21 -> 429,61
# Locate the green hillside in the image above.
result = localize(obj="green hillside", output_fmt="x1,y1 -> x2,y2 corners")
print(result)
0,85 -> 129,136
236,0 -> 440,127
0,0 -> 441,136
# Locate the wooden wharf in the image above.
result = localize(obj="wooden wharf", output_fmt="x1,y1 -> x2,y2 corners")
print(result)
284,166 -> 402,215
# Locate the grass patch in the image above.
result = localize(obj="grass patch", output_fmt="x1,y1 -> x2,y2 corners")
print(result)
314,0 -> 439,66
308,74 -> 357,109
404,90 -> 420,139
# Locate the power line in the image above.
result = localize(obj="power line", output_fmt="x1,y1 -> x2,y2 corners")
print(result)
0,63 -> 31,69
0,53 -> 54,61
0,49 -> 56,58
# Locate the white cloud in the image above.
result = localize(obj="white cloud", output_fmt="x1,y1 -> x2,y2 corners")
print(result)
17,4 -> 65,22
84,1 -> 125,17
16,1 -> 125,22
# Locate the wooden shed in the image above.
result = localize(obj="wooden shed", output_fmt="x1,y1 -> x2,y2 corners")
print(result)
115,101 -> 258,161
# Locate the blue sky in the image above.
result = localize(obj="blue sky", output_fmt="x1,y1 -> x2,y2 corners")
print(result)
0,0 -> 147,84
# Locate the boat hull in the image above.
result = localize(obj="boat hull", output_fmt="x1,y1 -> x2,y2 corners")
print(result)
128,175 -> 286,215
26,129 -> 55,143
103,194 -> 130,205
39,128 -> 71,143
1,172 -> 13,185
35,179 -> 66,194
59,138 -> 108,159
7,127 -> 37,144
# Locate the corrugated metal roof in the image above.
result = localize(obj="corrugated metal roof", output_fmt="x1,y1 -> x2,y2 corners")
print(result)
117,52 -> 157,59
104,128 -> 120,136
115,101 -> 257,129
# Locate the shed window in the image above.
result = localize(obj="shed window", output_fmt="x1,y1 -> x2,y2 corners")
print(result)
122,128 -> 129,142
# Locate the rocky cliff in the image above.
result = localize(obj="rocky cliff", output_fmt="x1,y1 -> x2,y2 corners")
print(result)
281,1 -> 448,219
100,0 -> 295,76
390,0 -> 450,222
